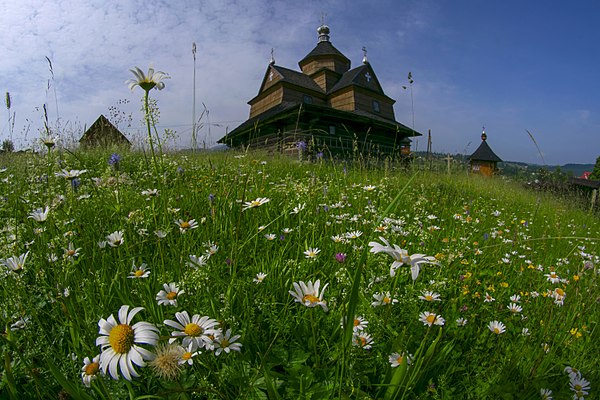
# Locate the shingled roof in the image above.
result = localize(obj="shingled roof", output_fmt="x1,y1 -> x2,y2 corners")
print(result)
470,134 -> 502,162
299,40 -> 350,65
271,65 -> 324,94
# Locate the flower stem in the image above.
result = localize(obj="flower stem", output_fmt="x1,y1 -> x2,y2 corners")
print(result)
144,90 -> 159,176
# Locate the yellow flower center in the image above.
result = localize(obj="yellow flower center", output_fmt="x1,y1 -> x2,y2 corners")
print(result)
135,269 -> 144,277
424,295 -> 433,301
84,362 -> 99,376
166,291 -> 177,300
184,323 -> 202,337
303,294 -> 320,304
494,327 -> 501,334
182,351 -> 192,360
426,314 -> 436,324
250,201 -> 260,207
383,297 -> 391,304
180,221 -> 190,229
67,250 -> 76,256
108,324 -> 135,354
555,288 -> 565,296
220,338 -> 230,347
359,337 -> 367,346
396,355 -> 404,365
353,319 -> 360,327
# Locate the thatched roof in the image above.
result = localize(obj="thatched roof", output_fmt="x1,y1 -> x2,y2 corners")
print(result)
80,115 -> 131,148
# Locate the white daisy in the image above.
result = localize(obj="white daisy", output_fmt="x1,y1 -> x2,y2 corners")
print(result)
156,283 -> 184,306
106,231 -> 124,247
28,206 -> 50,222
213,329 -> 242,356
352,332 -> 374,350
419,311 -> 445,327
1,252 -> 29,272
371,292 -> 398,307
389,352 -> 413,368
178,343 -> 200,365
289,280 -> 328,311
164,311 -> 220,351
253,272 -> 267,283
175,219 -> 198,233
128,262 -> 150,279
242,197 -> 270,211
303,247 -> 321,259
418,290 -> 441,302
81,355 -> 101,387
187,254 -> 208,269
95,305 -> 159,380
487,320 -> 506,335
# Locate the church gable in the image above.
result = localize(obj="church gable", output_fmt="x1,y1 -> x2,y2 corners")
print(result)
257,65 -> 283,95
329,64 -> 385,96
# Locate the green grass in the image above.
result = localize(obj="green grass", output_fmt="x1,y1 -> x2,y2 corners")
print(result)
0,149 -> 598,399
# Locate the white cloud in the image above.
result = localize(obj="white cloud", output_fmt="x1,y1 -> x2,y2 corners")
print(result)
1,0 -> 598,164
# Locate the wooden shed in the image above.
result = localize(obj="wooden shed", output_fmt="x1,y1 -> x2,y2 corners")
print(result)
469,129 -> 502,176
80,115 -> 131,148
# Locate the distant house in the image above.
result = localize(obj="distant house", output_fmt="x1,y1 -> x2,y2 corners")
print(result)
80,115 -> 131,148
581,171 -> 591,180
469,129 -> 502,176
217,23 -> 419,157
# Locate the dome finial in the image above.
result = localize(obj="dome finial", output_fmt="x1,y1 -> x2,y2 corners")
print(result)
317,12 -> 330,42
362,46 -> 368,64
481,126 -> 487,141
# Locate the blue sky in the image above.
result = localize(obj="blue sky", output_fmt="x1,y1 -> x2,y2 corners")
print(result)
1,0 -> 599,165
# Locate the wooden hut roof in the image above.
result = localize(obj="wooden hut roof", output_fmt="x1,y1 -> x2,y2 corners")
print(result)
470,133 -> 502,162
80,115 -> 130,147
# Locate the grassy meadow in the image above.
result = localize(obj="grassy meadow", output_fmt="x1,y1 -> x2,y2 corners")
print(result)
0,148 -> 598,399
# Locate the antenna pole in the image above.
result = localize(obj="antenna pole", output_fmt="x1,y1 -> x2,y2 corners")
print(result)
192,42 -> 197,151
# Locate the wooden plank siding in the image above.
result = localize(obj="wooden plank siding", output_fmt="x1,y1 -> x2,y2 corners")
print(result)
300,58 -> 349,76
249,88 -> 284,118
328,88 -> 355,112
311,70 -> 342,93
353,90 -> 395,120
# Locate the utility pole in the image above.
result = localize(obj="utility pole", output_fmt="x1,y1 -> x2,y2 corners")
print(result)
192,42 -> 197,151
426,129 -> 432,169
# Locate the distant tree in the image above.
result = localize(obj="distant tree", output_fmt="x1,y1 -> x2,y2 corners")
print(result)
1,139 -> 14,152
590,156 -> 600,180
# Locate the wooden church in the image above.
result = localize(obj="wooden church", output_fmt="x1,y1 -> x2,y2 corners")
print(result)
469,129 -> 502,176
217,23 -> 420,157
